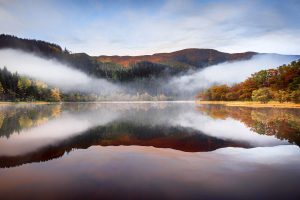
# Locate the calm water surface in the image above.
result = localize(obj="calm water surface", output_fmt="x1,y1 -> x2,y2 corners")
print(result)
0,102 -> 300,200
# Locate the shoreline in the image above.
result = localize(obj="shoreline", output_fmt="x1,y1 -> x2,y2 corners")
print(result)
196,101 -> 300,108
0,101 -> 195,106
1,100 -> 299,108
0,101 -> 54,106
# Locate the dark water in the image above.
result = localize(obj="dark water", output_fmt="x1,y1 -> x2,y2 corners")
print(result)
0,102 -> 300,200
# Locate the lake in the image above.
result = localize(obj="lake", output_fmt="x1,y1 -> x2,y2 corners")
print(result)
0,102 -> 300,200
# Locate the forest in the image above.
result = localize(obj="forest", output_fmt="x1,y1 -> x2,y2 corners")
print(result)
197,60 -> 300,103
0,34 -> 256,82
0,67 -> 61,102
0,66 -> 172,102
0,66 -> 101,102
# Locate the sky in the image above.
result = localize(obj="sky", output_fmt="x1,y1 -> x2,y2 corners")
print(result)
0,0 -> 300,56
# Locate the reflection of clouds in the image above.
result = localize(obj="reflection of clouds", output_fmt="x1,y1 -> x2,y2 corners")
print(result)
214,145 -> 300,165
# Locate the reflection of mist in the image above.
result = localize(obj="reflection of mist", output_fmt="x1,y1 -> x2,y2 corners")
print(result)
0,103 -> 293,157
180,114 -> 287,146
0,103 -> 121,156
0,104 -> 62,138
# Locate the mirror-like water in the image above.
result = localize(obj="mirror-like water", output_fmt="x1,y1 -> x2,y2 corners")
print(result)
0,103 -> 299,200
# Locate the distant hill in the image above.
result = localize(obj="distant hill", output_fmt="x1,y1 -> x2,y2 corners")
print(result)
0,34 -> 257,71
97,48 -> 257,68
0,34 -> 295,82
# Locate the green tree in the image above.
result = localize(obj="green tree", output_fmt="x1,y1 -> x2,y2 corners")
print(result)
251,70 -> 268,87
17,77 -> 31,99
210,85 -> 229,101
252,88 -> 272,103
225,92 -> 239,101
290,90 -> 300,103
273,90 -> 289,103
0,82 -> 4,99
49,88 -> 61,102
288,77 -> 300,91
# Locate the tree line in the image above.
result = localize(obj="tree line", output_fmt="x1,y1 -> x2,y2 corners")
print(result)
0,66 -> 172,102
0,66 -> 103,102
0,67 -> 61,102
197,60 -> 300,103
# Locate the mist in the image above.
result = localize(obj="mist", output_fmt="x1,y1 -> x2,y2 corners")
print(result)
0,48 -> 298,100
0,49 -> 122,95
167,54 -> 300,95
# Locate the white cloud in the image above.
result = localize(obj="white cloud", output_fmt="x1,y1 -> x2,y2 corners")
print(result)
0,0 -> 299,55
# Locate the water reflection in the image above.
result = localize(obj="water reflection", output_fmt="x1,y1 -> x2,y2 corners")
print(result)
197,105 -> 300,146
1,145 -> 300,200
0,103 -> 300,200
0,104 -> 61,138
0,103 -> 299,168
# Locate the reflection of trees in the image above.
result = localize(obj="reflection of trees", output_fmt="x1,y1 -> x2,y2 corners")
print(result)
0,102 -> 177,139
197,105 -> 300,146
0,121 -> 251,168
0,104 -> 61,138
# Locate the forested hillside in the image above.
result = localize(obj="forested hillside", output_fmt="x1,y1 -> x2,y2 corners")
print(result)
0,34 -> 257,81
96,48 -> 256,68
197,60 -> 300,103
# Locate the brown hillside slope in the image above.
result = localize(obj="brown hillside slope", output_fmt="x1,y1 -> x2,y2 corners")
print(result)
96,48 -> 257,68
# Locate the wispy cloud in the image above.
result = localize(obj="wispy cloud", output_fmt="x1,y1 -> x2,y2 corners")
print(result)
0,0 -> 299,55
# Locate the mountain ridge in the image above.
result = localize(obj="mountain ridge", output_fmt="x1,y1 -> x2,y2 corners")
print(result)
96,48 -> 257,67
0,34 -> 257,69
0,34 -> 299,82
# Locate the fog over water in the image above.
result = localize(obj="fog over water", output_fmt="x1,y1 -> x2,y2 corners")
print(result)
0,49 -> 299,99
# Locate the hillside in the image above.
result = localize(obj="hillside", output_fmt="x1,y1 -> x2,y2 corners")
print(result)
97,48 -> 256,68
0,34 -> 257,81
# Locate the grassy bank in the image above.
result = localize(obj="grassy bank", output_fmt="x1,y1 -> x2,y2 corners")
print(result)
196,100 -> 300,108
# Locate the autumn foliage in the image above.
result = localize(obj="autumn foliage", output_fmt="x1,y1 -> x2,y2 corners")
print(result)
197,60 -> 300,103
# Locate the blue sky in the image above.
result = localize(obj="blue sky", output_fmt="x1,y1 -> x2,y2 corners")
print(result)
0,0 -> 300,55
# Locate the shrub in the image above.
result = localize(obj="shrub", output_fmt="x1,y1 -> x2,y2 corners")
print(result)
252,88 -> 272,103
273,90 -> 289,103
290,90 -> 300,103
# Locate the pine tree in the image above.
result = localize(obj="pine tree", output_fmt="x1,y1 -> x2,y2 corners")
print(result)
0,82 -> 4,100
